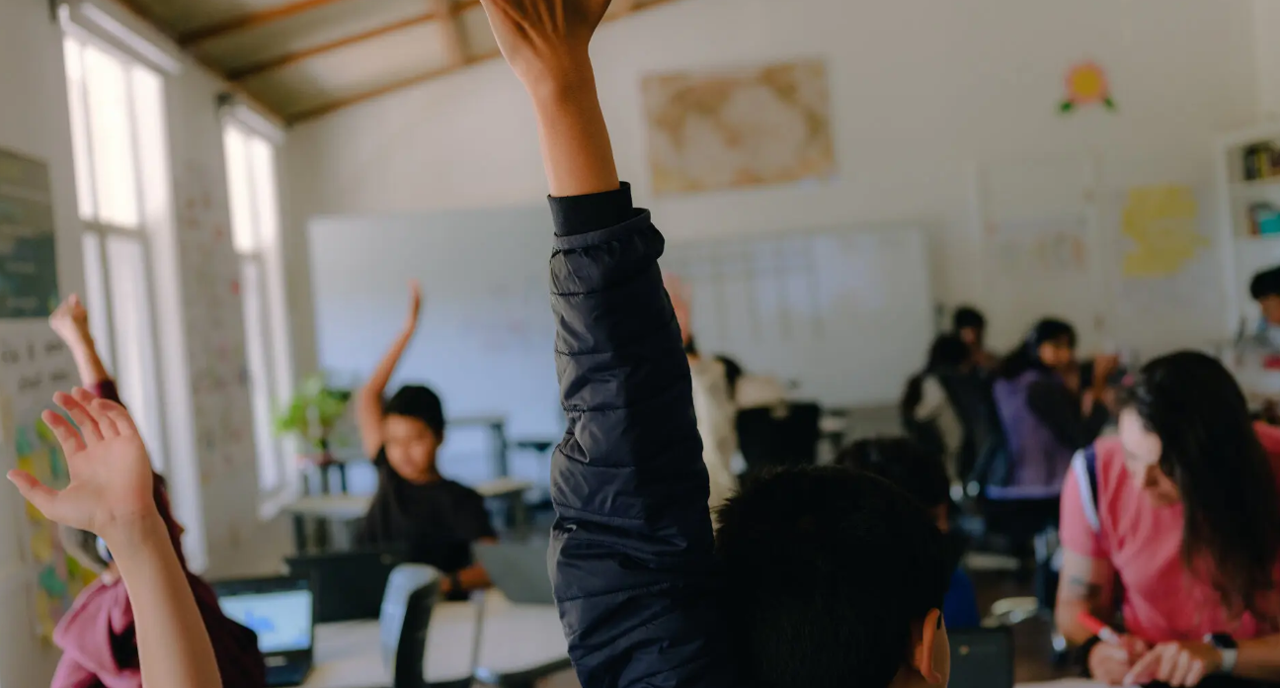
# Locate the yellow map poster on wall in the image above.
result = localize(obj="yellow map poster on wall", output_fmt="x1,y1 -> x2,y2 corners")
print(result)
1121,185 -> 1209,278
642,60 -> 835,195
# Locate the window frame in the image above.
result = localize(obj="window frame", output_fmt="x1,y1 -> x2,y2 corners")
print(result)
63,28 -> 170,472
221,117 -> 297,514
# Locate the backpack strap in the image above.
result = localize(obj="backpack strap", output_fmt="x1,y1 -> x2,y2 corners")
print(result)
1069,445 -> 1101,533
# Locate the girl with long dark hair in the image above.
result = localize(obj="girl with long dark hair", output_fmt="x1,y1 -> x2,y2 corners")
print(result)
1057,351 -> 1280,686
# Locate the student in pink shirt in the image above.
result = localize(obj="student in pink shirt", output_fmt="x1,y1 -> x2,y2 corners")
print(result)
1057,351 -> 1280,687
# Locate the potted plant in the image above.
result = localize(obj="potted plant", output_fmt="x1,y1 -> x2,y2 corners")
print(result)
274,373 -> 351,469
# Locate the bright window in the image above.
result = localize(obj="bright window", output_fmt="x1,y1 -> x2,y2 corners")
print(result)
222,122 -> 292,498
63,32 -> 167,471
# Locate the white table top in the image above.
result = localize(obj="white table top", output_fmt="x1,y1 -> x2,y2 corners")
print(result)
303,591 -> 567,688
284,479 -> 534,520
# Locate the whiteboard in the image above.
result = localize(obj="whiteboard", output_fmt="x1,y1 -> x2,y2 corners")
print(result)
663,227 -> 934,407
309,209 -> 935,445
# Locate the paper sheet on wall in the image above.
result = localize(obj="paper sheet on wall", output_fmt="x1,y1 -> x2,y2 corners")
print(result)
0,321 -> 94,639
990,214 -> 1090,276
1116,185 -> 1219,322
0,149 -> 58,318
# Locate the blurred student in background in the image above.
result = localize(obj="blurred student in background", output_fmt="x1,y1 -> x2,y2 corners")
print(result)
901,335 -> 972,486
1057,352 -> 1280,687
48,295 -> 265,688
989,318 -> 1113,501
354,282 -> 496,598
1234,266 -> 1280,421
953,306 -> 997,372
837,438 -> 980,629
666,275 -> 739,515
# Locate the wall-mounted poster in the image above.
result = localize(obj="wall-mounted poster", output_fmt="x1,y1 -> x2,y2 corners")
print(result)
642,59 -> 835,196
0,149 -> 57,318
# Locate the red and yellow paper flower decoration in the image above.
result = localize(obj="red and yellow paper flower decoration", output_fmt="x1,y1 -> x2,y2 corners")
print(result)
1060,61 -> 1115,113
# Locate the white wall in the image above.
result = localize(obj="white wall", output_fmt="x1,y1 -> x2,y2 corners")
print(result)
0,0 -> 86,684
160,62 -> 294,580
286,0 -> 1263,369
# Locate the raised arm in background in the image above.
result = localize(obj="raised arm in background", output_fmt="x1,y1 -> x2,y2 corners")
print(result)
9,389 -> 221,688
49,295 -> 112,394
479,1 -> 733,687
356,282 -> 423,458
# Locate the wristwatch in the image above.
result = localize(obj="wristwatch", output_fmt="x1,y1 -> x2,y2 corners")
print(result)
1206,633 -> 1238,675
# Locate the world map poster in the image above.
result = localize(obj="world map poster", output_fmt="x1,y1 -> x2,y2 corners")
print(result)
642,59 -> 836,196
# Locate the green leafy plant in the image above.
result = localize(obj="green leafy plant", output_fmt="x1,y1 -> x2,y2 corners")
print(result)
274,374 -> 351,453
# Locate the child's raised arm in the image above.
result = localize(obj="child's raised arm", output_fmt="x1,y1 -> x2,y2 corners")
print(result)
9,389 -> 221,688
479,3 -> 735,687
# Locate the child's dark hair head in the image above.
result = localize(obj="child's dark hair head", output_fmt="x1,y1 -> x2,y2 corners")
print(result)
383,385 -> 446,437
1250,266 -> 1280,301
996,317 -> 1077,379
716,466 -> 950,688
835,437 -> 950,511
952,306 -> 987,334
926,334 -> 971,373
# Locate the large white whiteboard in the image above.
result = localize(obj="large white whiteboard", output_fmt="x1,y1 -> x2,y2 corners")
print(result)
309,208 -> 935,443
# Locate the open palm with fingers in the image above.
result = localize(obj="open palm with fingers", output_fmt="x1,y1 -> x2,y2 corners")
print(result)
479,0 -> 612,86
8,388 -> 155,541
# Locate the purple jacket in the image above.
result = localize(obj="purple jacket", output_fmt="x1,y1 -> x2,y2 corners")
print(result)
991,370 -> 1075,499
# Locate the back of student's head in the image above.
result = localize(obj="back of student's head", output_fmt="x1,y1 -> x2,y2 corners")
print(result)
995,317 -> 1076,379
952,306 -> 987,335
1251,266 -> 1280,301
383,385 -> 446,438
836,438 -> 950,511
716,466 -> 949,688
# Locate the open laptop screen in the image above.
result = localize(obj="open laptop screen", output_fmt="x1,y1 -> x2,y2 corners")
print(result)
217,585 -> 314,654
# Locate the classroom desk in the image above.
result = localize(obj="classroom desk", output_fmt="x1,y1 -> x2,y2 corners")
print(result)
303,592 -> 569,688
285,478 -> 536,553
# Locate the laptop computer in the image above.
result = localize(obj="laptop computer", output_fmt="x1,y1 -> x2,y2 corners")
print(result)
286,549 -> 404,622
213,577 -> 315,688
948,627 -> 1014,688
474,541 -> 555,605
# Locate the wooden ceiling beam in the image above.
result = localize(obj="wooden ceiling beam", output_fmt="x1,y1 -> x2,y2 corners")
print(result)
100,0 -> 288,124
229,12 -> 436,80
288,0 -> 683,124
430,0 -> 469,68
179,0 -> 349,46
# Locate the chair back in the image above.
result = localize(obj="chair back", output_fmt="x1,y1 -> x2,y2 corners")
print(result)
379,564 -> 442,688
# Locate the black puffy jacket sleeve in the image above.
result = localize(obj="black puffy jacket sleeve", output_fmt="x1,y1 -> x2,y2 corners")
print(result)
547,193 -> 735,688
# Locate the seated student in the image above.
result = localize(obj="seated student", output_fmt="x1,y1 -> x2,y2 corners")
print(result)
901,334 -> 972,485
1057,351 -> 1280,687
9,4 -> 949,688
953,305 -> 998,371
1234,266 -> 1280,417
666,275 -> 739,516
46,295 -> 265,688
989,318 -> 1115,501
353,283 -> 496,597
836,438 -> 981,630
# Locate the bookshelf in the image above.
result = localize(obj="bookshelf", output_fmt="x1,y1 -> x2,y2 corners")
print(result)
1213,124 -> 1280,337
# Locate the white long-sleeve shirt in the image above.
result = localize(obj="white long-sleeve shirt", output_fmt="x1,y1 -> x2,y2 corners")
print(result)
688,357 -> 740,518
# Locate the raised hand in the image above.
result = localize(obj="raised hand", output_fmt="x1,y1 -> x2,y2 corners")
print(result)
8,388 -> 157,544
406,280 -> 424,331
49,294 -> 92,347
479,0 -> 612,89
664,274 -> 694,346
